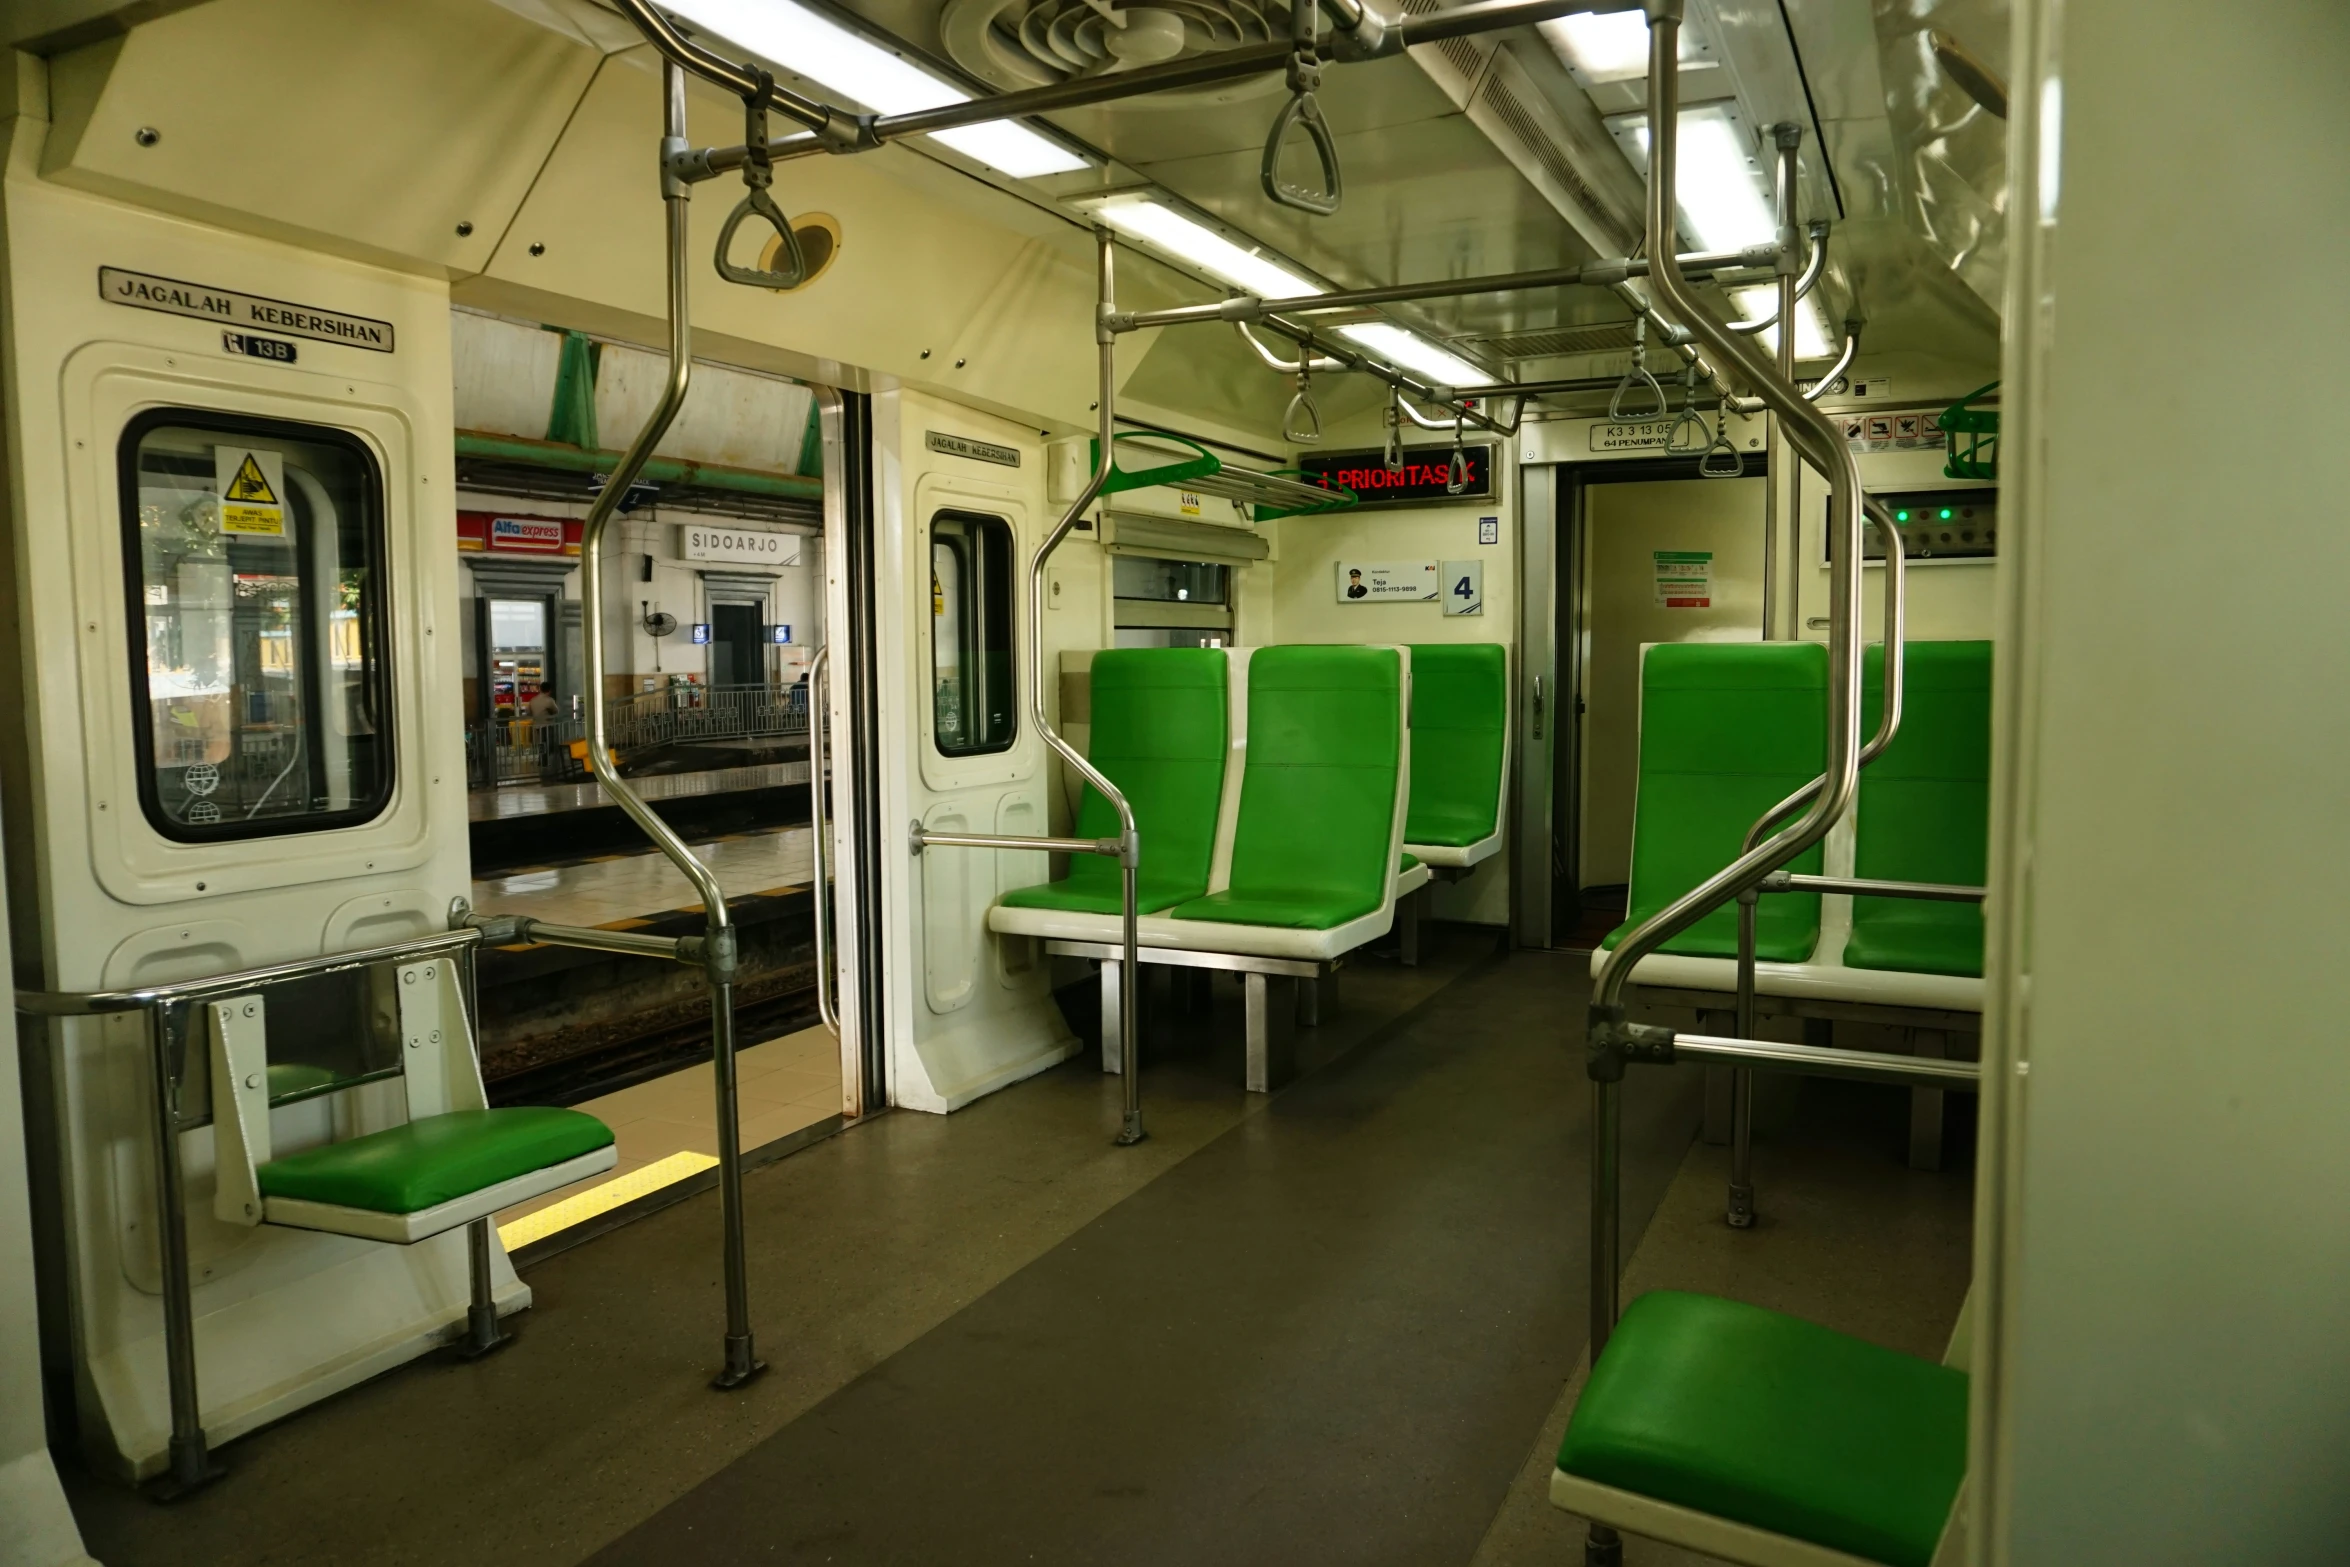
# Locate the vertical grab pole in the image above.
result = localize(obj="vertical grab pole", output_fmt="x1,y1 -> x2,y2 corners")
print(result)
148,1007 -> 217,1497
1762,124 -> 1802,642
578,59 -> 762,1390
1729,891 -> 1758,1227
1028,229 -> 1145,1146
808,644 -> 839,1036
1585,24 -> 1870,1560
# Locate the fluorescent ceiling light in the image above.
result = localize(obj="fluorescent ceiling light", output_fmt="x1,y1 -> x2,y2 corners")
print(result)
662,0 -> 1085,178
1618,103 -> 1775,253
1088,197 -> 1320,300
1335,323 -> 1487,389
1538,10 -> 1701,85
1730,285 -> 1834,360
1086,196 -> 1486,388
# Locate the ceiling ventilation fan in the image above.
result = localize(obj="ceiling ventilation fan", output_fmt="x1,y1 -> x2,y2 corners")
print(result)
941,0 -> 1291,107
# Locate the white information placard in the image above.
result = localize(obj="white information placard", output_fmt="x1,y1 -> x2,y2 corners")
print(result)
1653,550 -> 1713,608
1336,560 -> 1438,602
1440,560 -> 1484,616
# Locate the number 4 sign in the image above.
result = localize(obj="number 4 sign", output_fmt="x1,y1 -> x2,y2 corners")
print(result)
1440,559 -> 1484,617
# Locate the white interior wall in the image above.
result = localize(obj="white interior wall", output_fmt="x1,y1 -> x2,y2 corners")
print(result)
1979,2 -> 2350,1560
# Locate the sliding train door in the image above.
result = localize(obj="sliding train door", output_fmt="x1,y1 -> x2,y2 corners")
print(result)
869,391 -> 1075,1112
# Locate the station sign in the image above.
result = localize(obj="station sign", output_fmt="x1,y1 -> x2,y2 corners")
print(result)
1295,445 -> 1495,506
680,523 -> 802,566
457,511 -> 582,556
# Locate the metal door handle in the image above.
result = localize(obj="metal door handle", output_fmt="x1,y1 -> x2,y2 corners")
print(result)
1533,673 -> 1545,739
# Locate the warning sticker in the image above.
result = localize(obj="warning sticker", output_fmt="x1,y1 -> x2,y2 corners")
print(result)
1653,549 -> 1713,608
214,446 -> 285,537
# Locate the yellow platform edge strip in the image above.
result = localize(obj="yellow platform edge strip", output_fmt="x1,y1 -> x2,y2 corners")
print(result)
497,1150 -> 720,1252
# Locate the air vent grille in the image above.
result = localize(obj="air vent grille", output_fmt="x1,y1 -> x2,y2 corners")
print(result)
1479,75 -> 1620,238
1455,324 -> 1637,360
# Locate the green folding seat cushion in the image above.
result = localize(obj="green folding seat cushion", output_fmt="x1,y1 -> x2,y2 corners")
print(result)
999,648 -> 1228,916
1846,641 -> 1991,977
1171,645 -> 1401,929
1602,643 -> 1828,961
1559,1291 -> 1968,1567
1404,643 -> 1507,847
257,1107 -> 613,1215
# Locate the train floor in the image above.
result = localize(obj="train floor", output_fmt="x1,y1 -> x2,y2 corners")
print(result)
62,942 -> 1972,1567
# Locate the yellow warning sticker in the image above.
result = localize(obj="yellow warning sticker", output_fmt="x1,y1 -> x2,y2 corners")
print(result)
212,446 -> 286,536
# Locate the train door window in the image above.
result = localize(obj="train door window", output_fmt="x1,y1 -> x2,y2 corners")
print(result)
929,511 -> 1016,755
120,410 -> 391,840
1111,555 -> 1232,648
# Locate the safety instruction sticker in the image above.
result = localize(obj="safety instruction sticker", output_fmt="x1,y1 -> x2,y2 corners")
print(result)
1337,560 -> 1438,602
1653,550 -> 1712,608
213,446 -> 286,537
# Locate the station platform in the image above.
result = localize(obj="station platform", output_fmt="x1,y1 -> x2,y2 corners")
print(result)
465,824 -> 842,1255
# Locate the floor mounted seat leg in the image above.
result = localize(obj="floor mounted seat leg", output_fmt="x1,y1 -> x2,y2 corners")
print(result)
1295,972 -> 1322,1028
1101,958 -> 1125,1075
1244,973 -> 1295,1093
1698,1011 -> 1735,1144
1908,1028 -> 1947,1171
1400,889 -> 1421,967
458,1216 -> 512,1359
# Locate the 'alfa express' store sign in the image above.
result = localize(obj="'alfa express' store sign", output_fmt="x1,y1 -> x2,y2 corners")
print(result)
457,511 -> 581,555
1296,445 -> 1495,506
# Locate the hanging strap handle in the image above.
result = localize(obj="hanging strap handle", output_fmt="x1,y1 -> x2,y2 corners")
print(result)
1446,408 -> 1470,493
1284,366 -> 1324,444
1608,316 -> 1668,423
1665,361 -> 1709,454
1261,0 -> 1343,215
1383,389 -> 1404,470
1699,417 -> 1746,478
715,71 -> 811,290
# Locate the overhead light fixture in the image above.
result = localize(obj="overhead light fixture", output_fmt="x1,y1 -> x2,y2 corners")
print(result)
1729,285 -> 1834,360
1613,102 -> 1776,253
1085,195 -> 1320,300
1538,10 -> 1705,86
660,0 -> 1086,179
1081,195 -> 1488,389
1334,323 -> 1487,389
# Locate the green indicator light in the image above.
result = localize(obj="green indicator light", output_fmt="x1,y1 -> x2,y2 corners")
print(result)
1896,510 -> 1910,522
1939,508 -> 1954,520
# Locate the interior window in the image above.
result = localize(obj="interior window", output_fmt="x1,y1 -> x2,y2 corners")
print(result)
121,410 -> 392,840
929,511 -> 1015,756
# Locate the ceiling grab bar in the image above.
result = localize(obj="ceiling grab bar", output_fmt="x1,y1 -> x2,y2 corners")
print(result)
1583,7 -> 1876,1455
1727,219 -> 1829,336
713,70 -> 810,290
806,645 -> 838,1037
1261,0 -> 1343,214
1802,319 -> 1862,402
1235,319 -> 1344,373
577,58 -> 764,1393
1607,315 -> 1669,422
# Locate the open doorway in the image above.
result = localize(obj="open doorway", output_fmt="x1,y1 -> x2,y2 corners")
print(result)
709,600 -> 766,688
1557,458 -> 1770,947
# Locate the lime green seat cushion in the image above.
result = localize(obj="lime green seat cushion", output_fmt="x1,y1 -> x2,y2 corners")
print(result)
257,1107 -> 613,1215
1170,645 -> 1401,932
1845,641 -> 1991,978
1000,648 -> 1229,917
1559,1291 -> 1967,1567
1404,643 -> 1507,846
1602,643 -> 1828,962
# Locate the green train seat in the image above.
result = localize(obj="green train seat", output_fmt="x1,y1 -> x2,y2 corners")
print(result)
1401,642 -> 1509,868
1553,1291 -> 1968,1567
1602,643 -> 1830,963
1846,641 -> 1992,979
210,956 -> 616,1245
995,647 -> 1232,921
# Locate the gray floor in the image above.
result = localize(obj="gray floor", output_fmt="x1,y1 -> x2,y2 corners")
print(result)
64,944 -> 1973,1567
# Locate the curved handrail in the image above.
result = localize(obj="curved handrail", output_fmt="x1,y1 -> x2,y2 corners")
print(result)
1235,319 -> 1344,374
1591,3 -> 1872,1023
1803,321 -> 1862,402
1029,229 -> 1146,1147
1726,220 -> 1829,337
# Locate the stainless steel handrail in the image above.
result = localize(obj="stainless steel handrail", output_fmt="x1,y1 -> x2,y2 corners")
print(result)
1671,1031 -> 1981,1092
1580,7 -> 1877,1454
15,928 -> 483,1016
1761,871 -> 1986,902
573,60 -> 761,1392
808,645 -> 839,1037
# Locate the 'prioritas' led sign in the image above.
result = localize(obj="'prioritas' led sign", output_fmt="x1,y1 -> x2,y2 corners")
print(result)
1296,445 -> 1496,506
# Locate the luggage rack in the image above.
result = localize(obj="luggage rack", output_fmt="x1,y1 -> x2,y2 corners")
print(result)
1094,431 -> 1356,522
